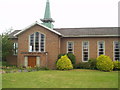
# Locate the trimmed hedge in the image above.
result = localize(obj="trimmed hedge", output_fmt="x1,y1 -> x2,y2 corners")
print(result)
56,55 -> 73,70
96,55 -> 114,72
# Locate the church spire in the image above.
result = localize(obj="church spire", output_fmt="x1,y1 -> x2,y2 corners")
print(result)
41,0 -> 54,29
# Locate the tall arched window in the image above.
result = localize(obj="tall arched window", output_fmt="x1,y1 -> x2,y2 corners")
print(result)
29,32 -> 45,52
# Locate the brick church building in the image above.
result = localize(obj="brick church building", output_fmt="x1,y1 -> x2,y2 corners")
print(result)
7,0 -> 120,69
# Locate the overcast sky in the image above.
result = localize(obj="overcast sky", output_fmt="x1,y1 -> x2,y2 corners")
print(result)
0,0 -> 119,34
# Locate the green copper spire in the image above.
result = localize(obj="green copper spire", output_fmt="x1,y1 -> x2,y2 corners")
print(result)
44,0 -> 51,19
41,0 -> 54,29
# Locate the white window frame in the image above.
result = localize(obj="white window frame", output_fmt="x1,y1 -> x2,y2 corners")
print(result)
29,32 -> 46,52
113,41 -> 120,61
82,41 -> 89,62
13,42 -> 18,55
67,41 -> 74,54
97,41 -> 105,57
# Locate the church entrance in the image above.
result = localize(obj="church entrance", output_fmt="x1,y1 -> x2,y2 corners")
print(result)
28,56 -> 36,67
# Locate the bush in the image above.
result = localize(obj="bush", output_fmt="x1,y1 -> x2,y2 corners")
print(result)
75,62 -> 91,69
113,61 -> 120,70
67,53 -> 76,65
96,55 -> 114,72
88,58 -> 97,70
58,54 -> 65,59
56,55 -> 73,70
2,61 -> 8,66
57,53 -> 76,65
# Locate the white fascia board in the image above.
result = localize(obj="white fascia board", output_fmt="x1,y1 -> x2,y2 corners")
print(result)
63,35 -> 120,37
14,22 -> 37,36
36,22 -> 62,36
14,21 -> 62,36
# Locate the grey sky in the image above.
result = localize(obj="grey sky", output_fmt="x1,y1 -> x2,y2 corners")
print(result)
0,0 -> 119,34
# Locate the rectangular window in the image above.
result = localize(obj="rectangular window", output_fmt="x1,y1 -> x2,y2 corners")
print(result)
35,32 -> 39,52
82,41 -> 89,62
113,41 -> 120,61
40,34 -> 45,52
13,43 -> 18,55
30,34 -> 34,52
98,41 -> 105,56
67,41 -> 74,53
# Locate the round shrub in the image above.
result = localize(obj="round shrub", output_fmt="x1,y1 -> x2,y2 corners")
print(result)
58,54 -> 65,59
88,58 -> 97,70
67,53 -> 76,65
56,55 -> 73,70
113,60 -> 120,70
96,55 -> 114,72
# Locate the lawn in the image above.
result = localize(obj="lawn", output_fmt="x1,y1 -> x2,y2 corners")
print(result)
2,69 -> 118,88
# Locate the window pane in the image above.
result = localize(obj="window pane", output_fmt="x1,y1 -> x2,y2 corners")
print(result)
30,34 -> 34,51
41,34 -> 45,52
35,32 -> 39,51
84,57 -> 88,61
114,41 -> 120,61
98,41 -> 104,56
29,33 -> 45,52
84,52 -> 88,55
68,49 -> 73,51
82,41 -> 89,61
115,52 -> 119,54
13,43 -> 18,55
99,49 -> 104,52
67,42 -> 74,53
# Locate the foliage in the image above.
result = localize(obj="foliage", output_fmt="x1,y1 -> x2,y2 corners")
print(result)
88,58 -> 97,69
34,66 -> 49,71
67,53 -> 76,65
56,55 -> 73,70
113,60 -> 120,70
74,62 -> 90,69
1,61 -> 13,66
96,55 -> 114,72
58,54 -> 65,59
2,65 -> 50,73
1,30 -> 13,61
57,53 -> 76,66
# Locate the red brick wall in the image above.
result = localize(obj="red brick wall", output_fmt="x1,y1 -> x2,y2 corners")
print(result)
17,24 -> 60,69
7,26 -> 119,69
60,37 -> 119,64
6,55 -> 17,65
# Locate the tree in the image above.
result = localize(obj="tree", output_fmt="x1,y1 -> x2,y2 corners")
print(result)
1,29 -> 13,61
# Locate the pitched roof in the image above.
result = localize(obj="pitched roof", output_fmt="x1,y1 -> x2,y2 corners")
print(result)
14,21 -> 62,36
9,30 -> 21,38
54,27 -> 119,37
9,27 -> 119,38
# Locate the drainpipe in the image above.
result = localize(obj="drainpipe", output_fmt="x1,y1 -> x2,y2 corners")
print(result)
59,36 -> 63,54
45,52 -> 48,67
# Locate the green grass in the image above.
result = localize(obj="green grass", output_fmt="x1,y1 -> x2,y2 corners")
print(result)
2,69 -> 118,88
